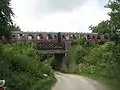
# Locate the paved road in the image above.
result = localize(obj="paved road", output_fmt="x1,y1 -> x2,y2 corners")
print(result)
52,73 -> 107,90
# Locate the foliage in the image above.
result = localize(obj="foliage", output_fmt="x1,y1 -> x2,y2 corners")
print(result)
90,0 -> 120,44
11,24 -> 21,31
65,1 -> 120,90
0,0 -> 14,25
0,44 -> 55,90
89,20 -> 111,34
0,0 -> 14,40
66,39 -> 120,90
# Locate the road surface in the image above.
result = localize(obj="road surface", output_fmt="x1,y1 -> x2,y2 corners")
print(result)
52,72 -> 107,90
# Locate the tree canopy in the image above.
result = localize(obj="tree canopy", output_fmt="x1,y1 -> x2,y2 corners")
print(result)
0,0 -> 14,40
90,0 -> 120,44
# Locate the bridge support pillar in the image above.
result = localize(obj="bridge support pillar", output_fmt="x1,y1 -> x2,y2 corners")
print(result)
54,54 -> 68,70
62,53 -> 69,69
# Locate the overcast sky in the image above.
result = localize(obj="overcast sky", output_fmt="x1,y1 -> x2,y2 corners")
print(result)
11,0 -> 110,32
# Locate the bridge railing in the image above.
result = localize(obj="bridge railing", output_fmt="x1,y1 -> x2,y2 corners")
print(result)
36,42 -> 65,50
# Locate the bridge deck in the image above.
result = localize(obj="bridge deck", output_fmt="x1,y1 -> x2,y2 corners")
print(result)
37,50 -> 65,54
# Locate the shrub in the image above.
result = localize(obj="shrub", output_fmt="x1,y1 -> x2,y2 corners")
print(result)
0,44 -> 55,90
66,40 -> 120,89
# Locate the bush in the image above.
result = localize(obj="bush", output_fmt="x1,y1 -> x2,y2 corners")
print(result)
66,40 -> 120,90
0,44 -> 55,90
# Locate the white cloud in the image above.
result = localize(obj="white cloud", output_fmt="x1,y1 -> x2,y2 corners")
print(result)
33,0 -> 88,13
11,0 -> 110,32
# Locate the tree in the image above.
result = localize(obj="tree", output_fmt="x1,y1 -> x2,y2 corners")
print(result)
90,0 -> 120,44
107,0 -> 120,43
89,20 -> 111,34
10,24 -> 21,31
107,0 -> 120,30
0,0 -> 14,40
3,25 -> 21,40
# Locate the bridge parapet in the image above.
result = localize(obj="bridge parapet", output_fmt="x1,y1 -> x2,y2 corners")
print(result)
36,42 -> 65,50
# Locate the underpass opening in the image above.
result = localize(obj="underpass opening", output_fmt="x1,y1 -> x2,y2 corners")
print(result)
53,54 -> 65,71
37,53 -> 67,71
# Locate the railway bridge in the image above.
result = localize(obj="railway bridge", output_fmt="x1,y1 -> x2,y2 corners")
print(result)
36,40 -> 71,70
0,31 -> 109,70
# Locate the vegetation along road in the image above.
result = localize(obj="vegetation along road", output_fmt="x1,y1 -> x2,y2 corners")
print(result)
52,73 -> 107,90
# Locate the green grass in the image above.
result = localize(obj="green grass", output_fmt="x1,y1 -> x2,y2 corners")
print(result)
32,77 -> 56,90
79,73 -> 120,90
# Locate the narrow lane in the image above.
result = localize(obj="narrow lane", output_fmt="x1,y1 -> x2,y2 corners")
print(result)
52,73 -> 107,90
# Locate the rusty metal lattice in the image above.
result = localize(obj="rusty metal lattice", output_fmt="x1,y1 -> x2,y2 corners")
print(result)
36,42 -> 65,50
